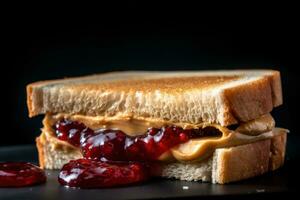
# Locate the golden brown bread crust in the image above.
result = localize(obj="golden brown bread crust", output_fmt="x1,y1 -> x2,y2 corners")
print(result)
224,77 -> 273,122
27,70 -> 283,126
213,139 -> 271,184
269,133 -> 287,170
36,136 -> 45,169
212,129 -> 287,184
68,76 -> 239,91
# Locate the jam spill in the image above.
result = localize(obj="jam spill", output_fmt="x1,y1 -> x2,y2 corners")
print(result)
0,162 -> 46,187
56,119 -> 221,188
58,159 -> 162,188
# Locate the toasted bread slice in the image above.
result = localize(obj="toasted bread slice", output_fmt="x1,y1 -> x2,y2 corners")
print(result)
27,70 -> 282,126
36,129 -> 286,184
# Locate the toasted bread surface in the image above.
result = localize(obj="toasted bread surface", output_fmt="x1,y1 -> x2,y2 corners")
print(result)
27,70 -> 282,126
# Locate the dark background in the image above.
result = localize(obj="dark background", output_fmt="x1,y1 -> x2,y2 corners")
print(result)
2,7 -> 299,163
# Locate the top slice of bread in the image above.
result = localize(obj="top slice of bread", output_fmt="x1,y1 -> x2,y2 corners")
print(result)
27,70 -> 282,126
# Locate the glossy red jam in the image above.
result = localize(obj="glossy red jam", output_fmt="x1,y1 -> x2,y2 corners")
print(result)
0,162 -> 46,187
55,119 -> 221,188
58,159 -> 161,188
55,119 -> 221,161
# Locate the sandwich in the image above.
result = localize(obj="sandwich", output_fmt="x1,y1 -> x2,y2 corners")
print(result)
26,70 -> 287,185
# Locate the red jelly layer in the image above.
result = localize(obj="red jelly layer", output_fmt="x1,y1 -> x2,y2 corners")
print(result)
55,119 -> 221,188
55,119 -> 222,161
58,159 -> 161,188
0,162 -> 46,187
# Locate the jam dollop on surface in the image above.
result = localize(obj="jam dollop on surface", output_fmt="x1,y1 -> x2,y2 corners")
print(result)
58,159 -> 161,188
0,162 -> 46,187
55,119 -> 222,188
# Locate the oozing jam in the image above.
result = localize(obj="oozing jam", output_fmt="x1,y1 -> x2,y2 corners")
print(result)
55,119 -> 222,188
59,159 -> 161,188
0,162 -> 46,187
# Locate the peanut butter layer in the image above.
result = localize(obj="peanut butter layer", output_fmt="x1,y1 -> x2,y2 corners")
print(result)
45,113 -> 275,136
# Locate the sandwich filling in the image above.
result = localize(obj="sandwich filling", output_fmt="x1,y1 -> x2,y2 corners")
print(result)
39,113 -> 287,188
41,113 -> 283,163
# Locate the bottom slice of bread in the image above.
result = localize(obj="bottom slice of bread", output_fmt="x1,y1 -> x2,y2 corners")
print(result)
36,130 -> 286,184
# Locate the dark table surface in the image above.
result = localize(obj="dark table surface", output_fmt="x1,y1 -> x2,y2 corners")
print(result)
0,145 -> 297,199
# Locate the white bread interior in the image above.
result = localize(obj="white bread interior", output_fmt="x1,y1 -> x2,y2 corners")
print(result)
36,129 -> 286,184
27,70 -> 282,126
